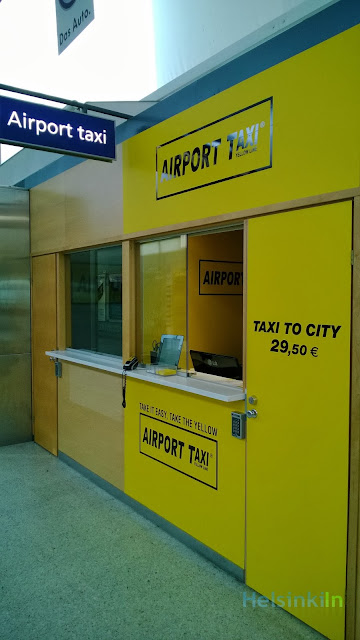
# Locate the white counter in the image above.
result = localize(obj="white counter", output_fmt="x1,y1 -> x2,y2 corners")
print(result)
46,349 -> 245,403
46,349 -> 124,375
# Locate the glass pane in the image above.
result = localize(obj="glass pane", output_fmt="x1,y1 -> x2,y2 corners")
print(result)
138,236 -> 187,369
70,245 -> 122,356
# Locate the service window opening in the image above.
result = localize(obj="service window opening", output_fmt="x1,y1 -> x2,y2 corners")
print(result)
187,228 -> 243,384
136,228 -> 243,383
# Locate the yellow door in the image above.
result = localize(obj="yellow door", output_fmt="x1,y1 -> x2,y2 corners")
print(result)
32,254 -> 58,455
246,202 -> 352,640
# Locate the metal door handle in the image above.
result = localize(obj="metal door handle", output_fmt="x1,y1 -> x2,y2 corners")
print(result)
247,409 -> 257,418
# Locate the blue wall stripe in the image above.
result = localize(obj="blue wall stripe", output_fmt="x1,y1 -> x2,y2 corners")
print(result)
17,0 -> 360,190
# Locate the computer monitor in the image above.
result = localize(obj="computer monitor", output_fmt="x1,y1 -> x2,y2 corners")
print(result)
190,350 -> 242,380
158,335 -> 184,368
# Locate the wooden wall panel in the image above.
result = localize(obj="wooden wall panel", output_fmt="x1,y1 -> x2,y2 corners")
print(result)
58,362 -> 125,491
31,186 -> 66,256
32,254 -> 58,455
30,150 -> 123,255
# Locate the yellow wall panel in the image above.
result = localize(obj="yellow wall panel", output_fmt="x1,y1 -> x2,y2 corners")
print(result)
58,362 -> 124,491
123,25 -> 360,234
30,148 -> 123,255
124,379 -> 246,567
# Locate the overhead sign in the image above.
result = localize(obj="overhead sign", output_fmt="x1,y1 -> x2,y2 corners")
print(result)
55,0 -> 94,54
156,97 -> 273,200
0,95 -> 116,161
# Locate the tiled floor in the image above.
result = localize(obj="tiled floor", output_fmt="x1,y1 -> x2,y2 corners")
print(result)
0,442 -> 324,640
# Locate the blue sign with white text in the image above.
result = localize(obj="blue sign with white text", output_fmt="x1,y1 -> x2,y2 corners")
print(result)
0,96 -> 116,161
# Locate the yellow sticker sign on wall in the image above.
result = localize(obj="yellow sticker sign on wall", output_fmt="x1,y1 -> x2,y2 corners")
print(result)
199,260 -> 243,295
140,413 -> 218,489
156,97 -> 272,200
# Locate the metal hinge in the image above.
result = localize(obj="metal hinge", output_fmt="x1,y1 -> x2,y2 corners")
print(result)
55,361 -> 62,378
50,357 -> 62,378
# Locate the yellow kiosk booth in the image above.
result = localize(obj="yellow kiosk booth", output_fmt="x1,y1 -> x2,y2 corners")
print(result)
121,23 -> 358,640
27,9 -> 360,640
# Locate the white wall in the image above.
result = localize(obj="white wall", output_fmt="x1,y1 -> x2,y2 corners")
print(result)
0,0 -> 337,169
151,0 -> 338,88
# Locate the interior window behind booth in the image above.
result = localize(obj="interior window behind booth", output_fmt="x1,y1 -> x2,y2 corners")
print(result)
137,236 -> 187,369
70,245 -> 122,356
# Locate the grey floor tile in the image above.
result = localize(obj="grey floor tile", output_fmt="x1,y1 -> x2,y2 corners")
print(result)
0,443 -> 324,640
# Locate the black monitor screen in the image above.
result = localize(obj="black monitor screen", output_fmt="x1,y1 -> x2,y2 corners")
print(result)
190,350 -> 242,380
